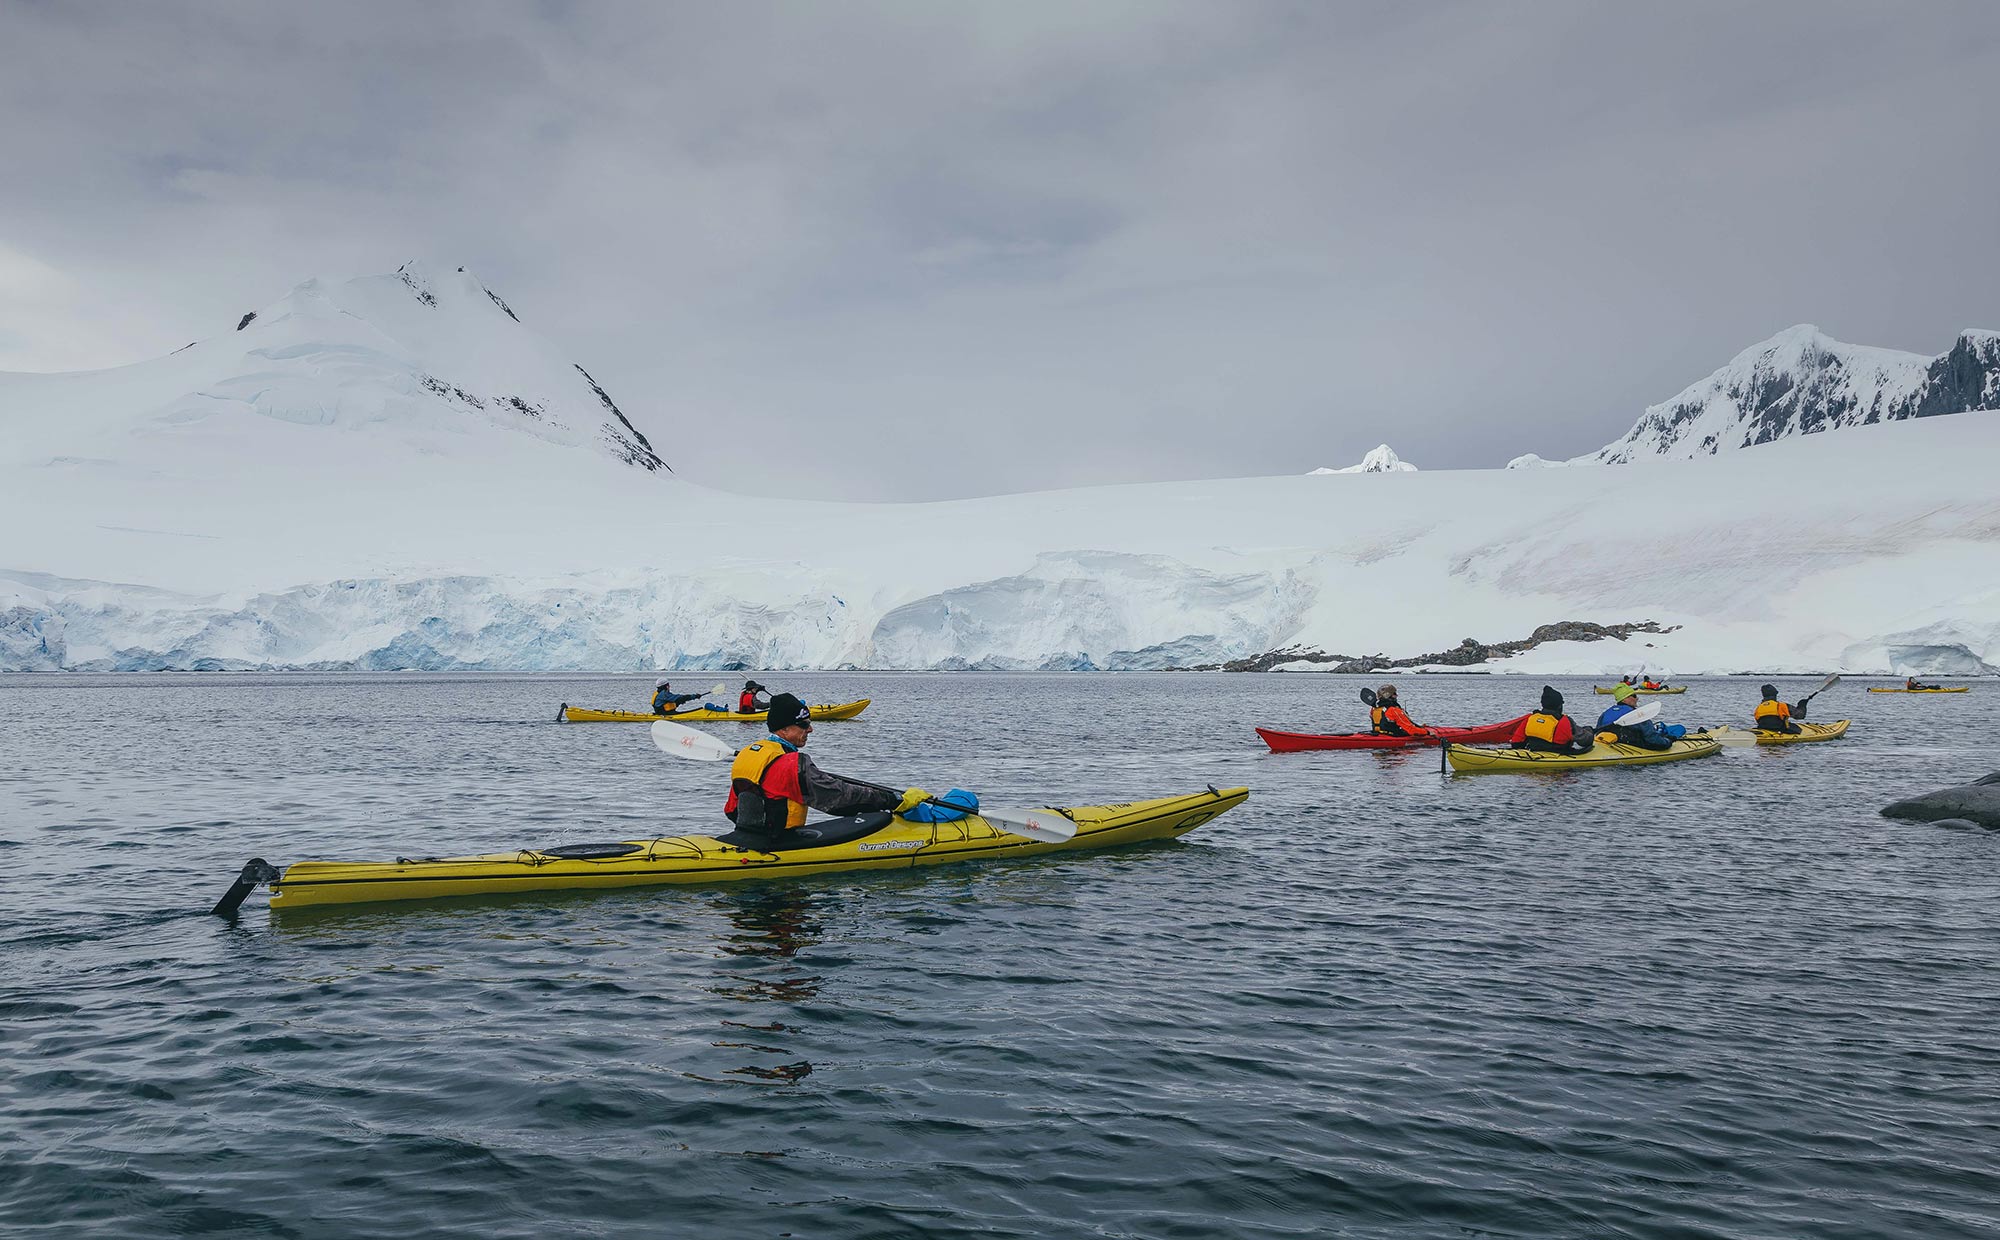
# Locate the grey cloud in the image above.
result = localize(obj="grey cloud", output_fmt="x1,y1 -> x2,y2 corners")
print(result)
1,0 -> 1996,498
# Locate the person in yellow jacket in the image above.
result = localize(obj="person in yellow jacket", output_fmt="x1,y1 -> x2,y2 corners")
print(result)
1752,683 -> 1803,735
722,694 -> 936,847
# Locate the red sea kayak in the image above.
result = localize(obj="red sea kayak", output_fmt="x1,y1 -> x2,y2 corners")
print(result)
1256,715 -> 1531,753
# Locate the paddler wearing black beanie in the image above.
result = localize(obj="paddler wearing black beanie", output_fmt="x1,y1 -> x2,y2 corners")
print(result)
1753,683 -> 1803,735
1507,685 -> 1594,754
722,693 -> 941,846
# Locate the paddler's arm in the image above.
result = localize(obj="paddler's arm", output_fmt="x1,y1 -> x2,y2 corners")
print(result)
793,753 -> 902,816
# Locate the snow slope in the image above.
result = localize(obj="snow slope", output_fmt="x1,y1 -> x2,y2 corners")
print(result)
1581,324 -> 2000,463
0,260 -> 666,482
4,268 -> 1998,676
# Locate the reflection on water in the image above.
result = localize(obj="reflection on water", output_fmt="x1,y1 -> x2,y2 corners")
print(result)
704,885 -> 826,1083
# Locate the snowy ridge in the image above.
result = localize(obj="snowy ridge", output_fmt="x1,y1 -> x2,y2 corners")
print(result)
0,261 -> 667,475
1309,444 -> 1417,474
1581,324 -> 2000,463
4,416 -> 1999,675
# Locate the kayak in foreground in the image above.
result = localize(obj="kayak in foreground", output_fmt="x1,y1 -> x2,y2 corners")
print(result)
1705,720 -> 1851,746
1444,736 -> 1720,772
1592,686 -> 1686,695
561,698 -> 871,723
1257,714 -> 1530,752
1866,687 -> 1968,694
212,787 -> 1249,913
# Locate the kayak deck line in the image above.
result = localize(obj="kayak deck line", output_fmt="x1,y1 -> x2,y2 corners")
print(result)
210,786 -> 1249,914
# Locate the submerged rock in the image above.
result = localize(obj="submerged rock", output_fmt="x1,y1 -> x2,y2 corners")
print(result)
1881,772 -> 2000,829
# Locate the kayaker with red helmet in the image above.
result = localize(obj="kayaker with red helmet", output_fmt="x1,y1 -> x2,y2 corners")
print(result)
1753,684 -> 1804,733
1369,685 -> 1432,738
724,693 -> 936,847
651,678 -> 709,715
1508,685 -> 1593,754
738,680 -> 772,714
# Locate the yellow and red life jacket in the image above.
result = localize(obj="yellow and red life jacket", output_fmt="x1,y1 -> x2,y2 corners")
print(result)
724,740 -> 809,831
1754,699 -> 1791,727
1521,712 -> 1566,743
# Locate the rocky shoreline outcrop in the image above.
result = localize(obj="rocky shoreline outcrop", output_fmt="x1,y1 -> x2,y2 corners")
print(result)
1177,620 -> 1676,673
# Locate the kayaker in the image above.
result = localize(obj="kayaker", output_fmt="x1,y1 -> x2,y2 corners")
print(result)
1596,683 -> 1687,750
651,678 -> 707,715
1508,685 -> 1594,754
1641,677 -> 1667,691
1369,685 -> 1431,737
1752,683 -> 1803,735
723,693 -> 936,847
1904,676 -> 1940,691
738,680 -> 772,713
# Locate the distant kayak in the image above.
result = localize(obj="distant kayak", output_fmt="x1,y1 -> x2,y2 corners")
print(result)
561,699 -> 871,723
1593,686 -> 1685,695
1705,720 -> 1851,746
1256,715 -> 1529,752
1445,736 -> 1720,772
1866,687 -> 1968,694
224,787 -> 1249,912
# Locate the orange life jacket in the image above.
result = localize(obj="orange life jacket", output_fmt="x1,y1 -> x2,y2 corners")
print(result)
1754,699 -> 1790,727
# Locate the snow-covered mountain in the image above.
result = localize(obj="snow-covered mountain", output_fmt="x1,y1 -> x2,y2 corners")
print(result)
1582,324 -> 2000,463
0,261 -> 667,479
1308,444 -> 1417,474
3,269 -> 1998,676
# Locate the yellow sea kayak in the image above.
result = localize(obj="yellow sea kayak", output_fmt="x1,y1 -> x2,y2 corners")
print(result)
1866,687 -> 1968,693
560,698 -> 871,723
1592,686 -> 1686,694
1705,720 -> 1851,746
1445,736 -> 1720,772
233,787 -> 1248,911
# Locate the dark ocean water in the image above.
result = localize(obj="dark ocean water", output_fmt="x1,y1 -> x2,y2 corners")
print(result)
2,671 -> 1997,1239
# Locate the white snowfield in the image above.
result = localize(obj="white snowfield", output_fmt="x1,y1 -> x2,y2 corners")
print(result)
2,266 -> 1997,674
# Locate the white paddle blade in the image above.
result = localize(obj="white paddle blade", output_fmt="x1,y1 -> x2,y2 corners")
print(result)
651,720 -> 735,762
980,807 -> 1077,844
1623,699 -> 1663,725
1702,727 -> 1761,747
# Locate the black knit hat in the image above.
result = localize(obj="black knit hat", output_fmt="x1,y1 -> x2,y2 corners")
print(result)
744,680 -> 765,691
1540,684 -> 1564,715
1760,683 -> 1778,699
766,693 -> 811,731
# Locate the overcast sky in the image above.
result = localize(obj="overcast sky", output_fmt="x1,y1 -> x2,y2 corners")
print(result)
3,1 -> 1997,499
